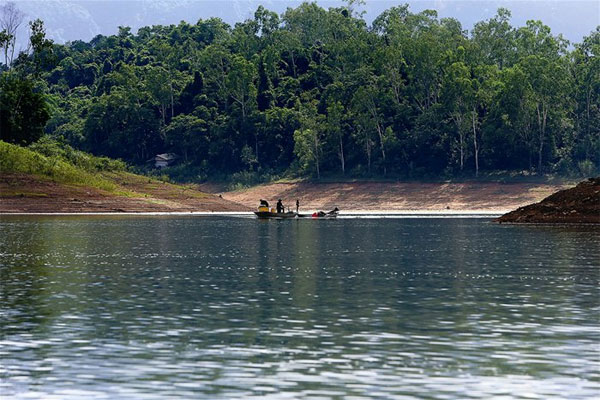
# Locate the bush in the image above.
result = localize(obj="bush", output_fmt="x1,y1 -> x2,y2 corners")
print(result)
0,140 -> 117,191
227,169 -> 280,190
142,162 -> 209,183
578,160 -> 597,178
29,136 -> 126,172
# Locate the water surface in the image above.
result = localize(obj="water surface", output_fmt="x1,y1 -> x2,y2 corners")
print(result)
1,216 -> 599,399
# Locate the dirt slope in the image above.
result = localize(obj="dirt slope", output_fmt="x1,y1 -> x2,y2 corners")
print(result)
216,181 -> 571,212
496,177 -> 600,223
0,173 -> 249,213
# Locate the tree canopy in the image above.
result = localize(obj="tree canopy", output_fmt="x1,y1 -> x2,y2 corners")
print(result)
2,2 -> 598,179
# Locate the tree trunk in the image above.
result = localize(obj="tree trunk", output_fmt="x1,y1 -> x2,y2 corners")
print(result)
537,137 -> 543,174
255,132 -> 259,164
313,131 -> 320,179
9,38 -> 15,66
339,134 -> 345,175
586,86 -> 591,137
170,81 -> 174,119
366,92 -> 387,175
460,132 -> 465,171
375,122 -> 387,176
452,113 -> 464,171
291,53 -> 297,78
536,102 -> 547,174
472,110 -> 479,177
366,139 -> 371,174
358,125 -> 372,174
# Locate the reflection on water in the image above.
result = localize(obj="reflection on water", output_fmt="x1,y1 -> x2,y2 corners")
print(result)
1,216 -> 599,399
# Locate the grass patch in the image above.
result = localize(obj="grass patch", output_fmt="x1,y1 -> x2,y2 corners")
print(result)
0,140 -> 129,194
29,136 -> 127,174
1,139 -> 228,205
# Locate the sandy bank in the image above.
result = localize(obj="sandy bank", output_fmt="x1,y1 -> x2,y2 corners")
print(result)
215,181 -> 571,213
1,174 -> 573,214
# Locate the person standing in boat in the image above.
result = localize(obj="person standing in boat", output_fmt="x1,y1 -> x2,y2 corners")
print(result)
276,199 -> 284,213
296,199 -> 299,213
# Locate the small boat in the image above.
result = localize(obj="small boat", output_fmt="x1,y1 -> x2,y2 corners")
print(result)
298,207 -> 340,219
254,200 -> 339,219
254,204 -> 297,219
254,211 -> 298,219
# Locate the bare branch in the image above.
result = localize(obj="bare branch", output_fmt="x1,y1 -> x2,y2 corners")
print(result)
0,1 -> 25,66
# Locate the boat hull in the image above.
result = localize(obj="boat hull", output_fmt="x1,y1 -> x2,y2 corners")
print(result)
254,211 -> 297,219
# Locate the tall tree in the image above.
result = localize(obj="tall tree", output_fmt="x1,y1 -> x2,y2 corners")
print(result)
0,1 -> 23,67
519,55 -> 570,173
294,101 -> 323,178
442,61 -> 472,171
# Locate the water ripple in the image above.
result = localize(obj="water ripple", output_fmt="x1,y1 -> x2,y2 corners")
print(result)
1,217 -> 599,399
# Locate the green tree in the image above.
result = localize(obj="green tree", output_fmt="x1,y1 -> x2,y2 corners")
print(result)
0,73 -> 49,145
471,8 -> 515,68
294,101 -> 323,178
442,61 -> 472,171
163,114 -> 207,162
325,100 -> 346,174
519,55 -> 570,173
226,54 -> 257,121
571,28 -> 600,170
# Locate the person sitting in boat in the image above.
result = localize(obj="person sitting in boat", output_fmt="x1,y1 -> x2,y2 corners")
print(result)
260,199 -> 269,208
276,199 -> 284,213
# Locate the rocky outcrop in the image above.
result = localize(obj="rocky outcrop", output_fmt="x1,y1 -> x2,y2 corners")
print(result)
496,177 -> 600,224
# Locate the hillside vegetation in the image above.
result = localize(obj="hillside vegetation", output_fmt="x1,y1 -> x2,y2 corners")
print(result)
0,2 -> 598,183
0,139 -> 125,192
0,140 -> 247,212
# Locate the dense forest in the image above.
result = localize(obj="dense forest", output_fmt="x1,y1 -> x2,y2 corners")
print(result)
1,1 -> 598,181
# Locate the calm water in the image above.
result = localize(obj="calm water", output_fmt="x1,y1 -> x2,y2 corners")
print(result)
1,216 -> 599,399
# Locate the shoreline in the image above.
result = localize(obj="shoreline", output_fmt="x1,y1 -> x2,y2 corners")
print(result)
0,210 -> 507,217
1,173 -> 572,216
4,210 -> 597,223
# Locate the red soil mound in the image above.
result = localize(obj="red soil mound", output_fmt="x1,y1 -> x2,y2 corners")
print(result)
496,177 -> 600,224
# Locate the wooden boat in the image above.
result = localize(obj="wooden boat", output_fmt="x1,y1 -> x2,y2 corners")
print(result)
254,211 -> 298,219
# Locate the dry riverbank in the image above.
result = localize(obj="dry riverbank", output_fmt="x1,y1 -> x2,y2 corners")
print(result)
211,180 -> 571,213
0,173 -> 248,213
1,173 -> 577,215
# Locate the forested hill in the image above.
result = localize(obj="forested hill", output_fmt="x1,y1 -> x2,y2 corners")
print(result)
1,2 -> 598,181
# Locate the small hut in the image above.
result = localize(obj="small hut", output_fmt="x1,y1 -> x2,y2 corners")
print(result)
153,153 -> 179,168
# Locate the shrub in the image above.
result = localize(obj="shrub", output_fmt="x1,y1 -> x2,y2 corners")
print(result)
29,136 -> 126,172
0,140 -> 117,191
578,160 -> 597,178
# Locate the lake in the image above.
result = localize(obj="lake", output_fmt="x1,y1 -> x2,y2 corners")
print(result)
1,216 -> 599,399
